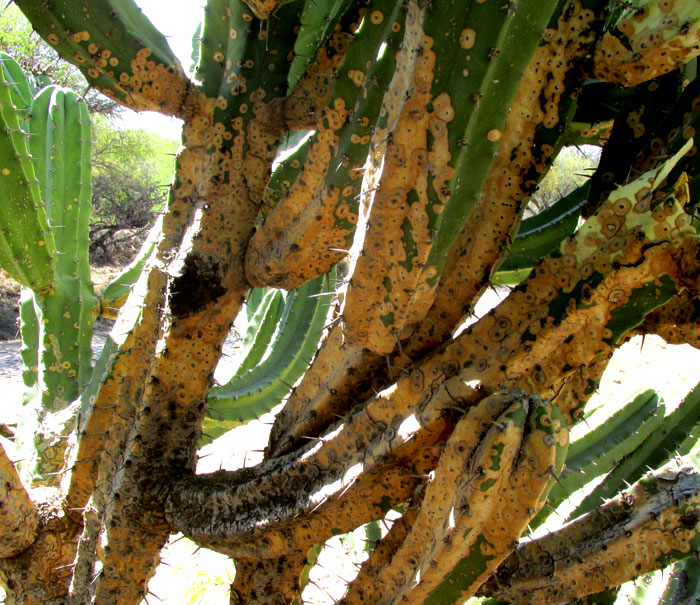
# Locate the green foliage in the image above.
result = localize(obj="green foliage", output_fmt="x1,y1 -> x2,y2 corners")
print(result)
89,117 -> 177,264
526,146 -> 599,216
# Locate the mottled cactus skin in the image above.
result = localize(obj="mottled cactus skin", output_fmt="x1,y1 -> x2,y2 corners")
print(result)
3,0 -> 700,603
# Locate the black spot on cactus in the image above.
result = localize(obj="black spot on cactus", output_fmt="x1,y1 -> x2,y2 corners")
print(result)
170,254 -> 226,318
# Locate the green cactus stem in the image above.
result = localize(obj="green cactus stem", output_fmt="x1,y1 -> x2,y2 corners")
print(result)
233,288 -> 286,377
570,379 -> 700,523
0,60 -> 55,291
201,272 -> 332,444
531,389 -> 664,531
660,557 -> 700,604
493,183 -> 589,285
28,87 -> 96,412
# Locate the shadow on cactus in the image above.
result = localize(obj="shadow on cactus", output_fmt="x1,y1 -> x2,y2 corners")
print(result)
0,0 -> 699,603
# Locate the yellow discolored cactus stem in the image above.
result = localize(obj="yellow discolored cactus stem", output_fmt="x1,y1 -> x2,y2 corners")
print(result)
340,504 -> 421,604
401,0 -> 600,360
283,24 -> 354,131
593,0 -> 700,87
0,441 -> 39,558
0,487 -> 81,603
373,392 -> 566,604
245,0 -> 415,289
266,0 -> 605,460
480,461 -> 700,604
64,267 -> 166,518
229,551 -> 309,605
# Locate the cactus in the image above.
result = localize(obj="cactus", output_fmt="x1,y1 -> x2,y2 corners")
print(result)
1,0 -> 700,602
93,215 -> 161,319
569,379 -> 700,522
201,271 -> 332,444
0,56 -> 55,291
0,53 -> 97,485
492,182 -> 589,285
529,389 -> 665,531
479,461 -> 700,602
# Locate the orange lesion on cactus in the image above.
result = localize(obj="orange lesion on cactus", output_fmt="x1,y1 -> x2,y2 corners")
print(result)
240,0 -> 292,20
93,96 -> 267,598
43,18 -> 193,118
387,394 -> 565,604
460,28 -> 477,49
402,0 -> 598,361
343,29 -> 455,355
593,1 -> 700,86
462,167 -> 694,423
244,96 -> 351,287
0,488 -> 81,601
0,441 -> 39,558
283,29 -> 351,130
243,95 -> 286,204
190,160 -> 698,564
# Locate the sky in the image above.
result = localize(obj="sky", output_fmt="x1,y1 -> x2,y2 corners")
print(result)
118,1 -> 205,139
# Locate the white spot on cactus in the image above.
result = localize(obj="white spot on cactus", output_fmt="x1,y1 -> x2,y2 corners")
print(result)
397,414 -> 421,441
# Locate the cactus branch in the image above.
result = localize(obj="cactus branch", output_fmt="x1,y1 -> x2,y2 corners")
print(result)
479,462 -> 700,603
0,441 -> 38,558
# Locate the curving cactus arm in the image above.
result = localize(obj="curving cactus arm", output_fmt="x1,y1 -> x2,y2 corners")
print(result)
479,461 -> 700,603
